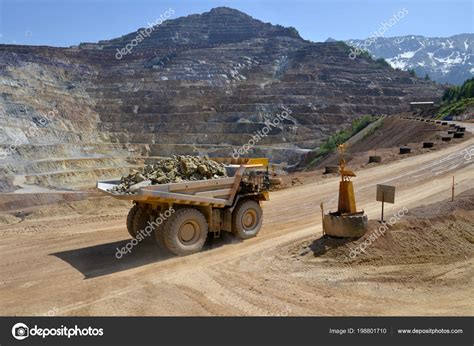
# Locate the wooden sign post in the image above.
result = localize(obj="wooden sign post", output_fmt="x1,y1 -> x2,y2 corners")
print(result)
376,184 -> 395,223
452,176 -> 455,202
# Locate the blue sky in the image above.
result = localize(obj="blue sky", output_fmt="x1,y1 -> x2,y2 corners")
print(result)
0,0 -> 472,46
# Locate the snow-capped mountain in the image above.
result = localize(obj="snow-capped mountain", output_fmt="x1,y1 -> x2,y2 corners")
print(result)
346,34 -> 473,85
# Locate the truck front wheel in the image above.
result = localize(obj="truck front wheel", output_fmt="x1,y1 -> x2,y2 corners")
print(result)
232,199 -> 263,239
162,208 -> 208,256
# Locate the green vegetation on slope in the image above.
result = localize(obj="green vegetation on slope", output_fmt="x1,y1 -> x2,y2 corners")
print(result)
361,117 -> 384,140
307,115 -> 377,168
437,98 -> 474,119
437,78 -> 474,119
442,78 -> 474,102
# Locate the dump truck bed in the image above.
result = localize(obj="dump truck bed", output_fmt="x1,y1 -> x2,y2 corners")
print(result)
97,166 -> 246,207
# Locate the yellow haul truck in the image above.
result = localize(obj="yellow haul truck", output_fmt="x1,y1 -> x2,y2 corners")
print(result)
97,158 -> 270,256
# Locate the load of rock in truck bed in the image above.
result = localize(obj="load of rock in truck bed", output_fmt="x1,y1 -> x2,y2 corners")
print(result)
111,155 -> 228,194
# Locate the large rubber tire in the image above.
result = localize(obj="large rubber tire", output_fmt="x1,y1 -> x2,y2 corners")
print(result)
162,208 -> 208,256
232,199 -> 263,239
132,206 -> 154,241
154,225 -> 168,251
152,211 -> 169,252
126,204 -> 140,238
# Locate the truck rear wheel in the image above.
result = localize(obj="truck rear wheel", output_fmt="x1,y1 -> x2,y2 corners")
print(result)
152,212 -> 169,252
126,204 -> 140,238
232,199 -> 263,239
162,208 -> 208,256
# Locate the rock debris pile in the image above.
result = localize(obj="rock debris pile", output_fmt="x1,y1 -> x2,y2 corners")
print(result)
111,156 -> 227,194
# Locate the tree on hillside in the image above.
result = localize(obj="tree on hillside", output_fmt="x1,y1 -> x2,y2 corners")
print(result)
442,78 -> 474,102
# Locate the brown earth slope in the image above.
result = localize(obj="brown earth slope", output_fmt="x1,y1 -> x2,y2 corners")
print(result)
275,117 -> 470,189
294,189 -> 474,266
317,116 -> 469,169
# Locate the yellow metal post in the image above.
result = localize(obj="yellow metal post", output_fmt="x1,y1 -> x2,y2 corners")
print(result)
337,144 -> 357,214
322,144 -> 369,238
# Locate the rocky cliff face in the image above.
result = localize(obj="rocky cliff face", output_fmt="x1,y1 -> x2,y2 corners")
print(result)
0,7 -> 445,190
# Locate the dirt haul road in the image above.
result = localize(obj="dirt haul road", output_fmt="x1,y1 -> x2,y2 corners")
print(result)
0,137 -> 473,316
